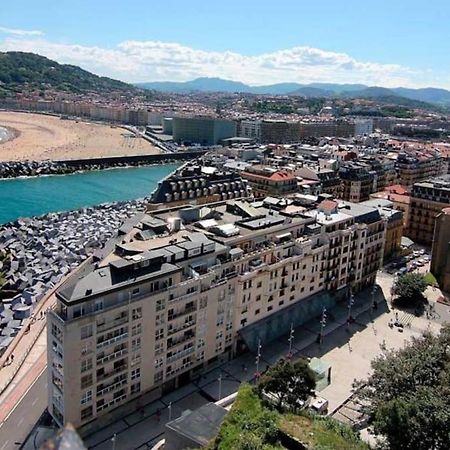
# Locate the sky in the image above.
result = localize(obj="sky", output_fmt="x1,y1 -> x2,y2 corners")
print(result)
1,0 -> 449,89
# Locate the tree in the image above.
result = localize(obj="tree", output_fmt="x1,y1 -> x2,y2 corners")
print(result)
392,273 -> 427,306
354,325 -> 450,450
257,358 -> 316,411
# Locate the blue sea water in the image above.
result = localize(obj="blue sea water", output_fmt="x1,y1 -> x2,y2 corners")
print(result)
0,164 -> 180,224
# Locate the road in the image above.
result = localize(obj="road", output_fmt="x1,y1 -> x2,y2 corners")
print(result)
0,370 -> 47,450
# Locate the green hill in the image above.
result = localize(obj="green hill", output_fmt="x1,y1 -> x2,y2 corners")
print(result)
0,51 -> 139,96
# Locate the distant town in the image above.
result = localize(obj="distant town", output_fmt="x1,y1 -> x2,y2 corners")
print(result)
0,51 -> 450,450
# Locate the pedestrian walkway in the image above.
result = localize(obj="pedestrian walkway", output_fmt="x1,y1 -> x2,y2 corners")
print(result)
81,289 -> 385,450
0,290 -> 56,420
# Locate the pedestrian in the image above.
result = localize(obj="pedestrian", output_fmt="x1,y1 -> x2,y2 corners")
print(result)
10,354 -> 14,363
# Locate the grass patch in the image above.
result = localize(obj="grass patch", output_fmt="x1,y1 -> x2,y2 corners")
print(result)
211,384 -> 283,450
423,272 -> 437,286
210,385 -> 368,450
280,412 -> 369,450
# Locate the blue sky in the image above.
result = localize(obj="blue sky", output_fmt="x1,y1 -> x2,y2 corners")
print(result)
1,0 -> 449,88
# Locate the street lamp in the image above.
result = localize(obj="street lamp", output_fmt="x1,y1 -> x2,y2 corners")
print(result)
218,373 -> 222,400
111,433 -> 117,450
319,307 -> 327,345
168,401 -> 172,421
255,339 -> 262,379
347,290 -> 355,329
287,323 -> 294,359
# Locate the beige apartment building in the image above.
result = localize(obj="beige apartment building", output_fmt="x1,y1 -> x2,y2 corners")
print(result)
47,197 -> 386,430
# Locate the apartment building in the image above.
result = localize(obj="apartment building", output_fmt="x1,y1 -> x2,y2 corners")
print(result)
431,208 -> 450,293
339,163 -> 374,203
396,151 -> 446,187
240,167 -> 298,198
238,120 -> 262,141
370,185 -> 411,230
408,175 -> 450,245
47,197 -> 386,430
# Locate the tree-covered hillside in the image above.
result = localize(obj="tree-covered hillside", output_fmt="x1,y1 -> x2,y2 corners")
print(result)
0,51 -> 138,96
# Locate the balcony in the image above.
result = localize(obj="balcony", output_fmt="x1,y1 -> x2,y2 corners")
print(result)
166,346 -> 195,363
167,320 -> 196,337
97,364 -> 128,382
97,378 -> 127,397
96,332 -> 128,350
168,305 -> 196,321
97,348 -> 128,366
167,331 -> 195,349
96,315 -> 128,333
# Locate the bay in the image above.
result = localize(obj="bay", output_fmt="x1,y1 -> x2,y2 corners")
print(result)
0,163 -> 180,224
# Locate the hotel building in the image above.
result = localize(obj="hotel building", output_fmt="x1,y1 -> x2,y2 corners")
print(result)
47,197 -> 386,430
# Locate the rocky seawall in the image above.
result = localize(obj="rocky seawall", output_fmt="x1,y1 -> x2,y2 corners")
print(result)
0,198 -> 147,354
0,151 -> 207,179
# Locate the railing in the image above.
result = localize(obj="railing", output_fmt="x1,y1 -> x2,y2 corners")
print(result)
97,378 -> 127,397
96,332 -> 128,350
167,332 -> 195,349
167,320 -> 196,337
168,306 -> 196,321
96,348 -> 128,366
97,365 -> 128,382
96,316 -> 129,333
166,346 -> 195,363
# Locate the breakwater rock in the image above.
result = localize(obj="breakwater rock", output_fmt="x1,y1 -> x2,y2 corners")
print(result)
0,198 -> 146,353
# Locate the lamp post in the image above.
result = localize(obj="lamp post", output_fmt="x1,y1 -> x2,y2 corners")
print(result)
168,401 -> 172,421
287,323 -> 294,359
347,290 -> 355,329
218,373 -> 222,400
255,339 -> 262,380
319,307 -> 327,345
111,434 -> 117,450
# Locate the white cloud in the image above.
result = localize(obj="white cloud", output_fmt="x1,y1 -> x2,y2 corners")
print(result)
0,26 -> 43,36
0,35 -> 447,89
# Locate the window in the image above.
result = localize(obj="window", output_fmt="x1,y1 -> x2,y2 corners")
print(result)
256,294 -> 261,302
80,358 -> 92,373
155,341 -> 164,355
131,352 -> 141,367
199,297 -> 207,309
156,299 -> 165,312
94,299 -> 104,312
80,325 -> 93,340
255,309 -> 260,315
73,305 -> 85,319
132,288 -> 140,296
131,337 -> 141,351
257,281 -> 262,288
132,307 -> 142,320
132,323 -> 142,336
81,342 -> 92,356
81,406 -> 93,421
81,390 -> 92,405
155,328 -> 164,341
216,330 -> 223,340
131,382 -> 141,395
267,306 -> 273,312
154,371 -> 163,383
154,358 -> 163,368
131,368 -> 140,380
81,374 -> 93,389
51,324 -> 63,342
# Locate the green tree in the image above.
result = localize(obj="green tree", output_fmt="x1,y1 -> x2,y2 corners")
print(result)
392,272 -> 427,305
354,325 -> 450,450
257,358 -> 316,411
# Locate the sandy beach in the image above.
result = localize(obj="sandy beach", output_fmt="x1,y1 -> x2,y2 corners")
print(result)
0,111 -> 161,161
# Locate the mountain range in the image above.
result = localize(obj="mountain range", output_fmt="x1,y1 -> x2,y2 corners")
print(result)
136,77 -> 450,107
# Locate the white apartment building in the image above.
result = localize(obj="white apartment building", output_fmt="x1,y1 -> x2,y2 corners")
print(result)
47,197 -> 386,430
239,120 -> 262,141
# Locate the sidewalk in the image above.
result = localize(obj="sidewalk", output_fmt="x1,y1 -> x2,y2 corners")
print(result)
0,290 -> 56,417
82,288 -> 387,450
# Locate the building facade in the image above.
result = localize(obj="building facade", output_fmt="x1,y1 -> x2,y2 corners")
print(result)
408,176 -> 450,245
47,198 -> 386,429
431,208 -> 450,293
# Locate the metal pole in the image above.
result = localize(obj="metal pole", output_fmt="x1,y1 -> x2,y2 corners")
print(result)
347,290 -> 354,328
111,434 -> 117,450
168,402 -> 172,421
255,339 -> 262,379
320,307 -> 327,345
288,323 -> 294,359
218,374 -> 222,400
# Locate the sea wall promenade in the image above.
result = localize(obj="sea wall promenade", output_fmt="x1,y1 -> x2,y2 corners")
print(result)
0,150 -> 206,179
0,199 -> 146,354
